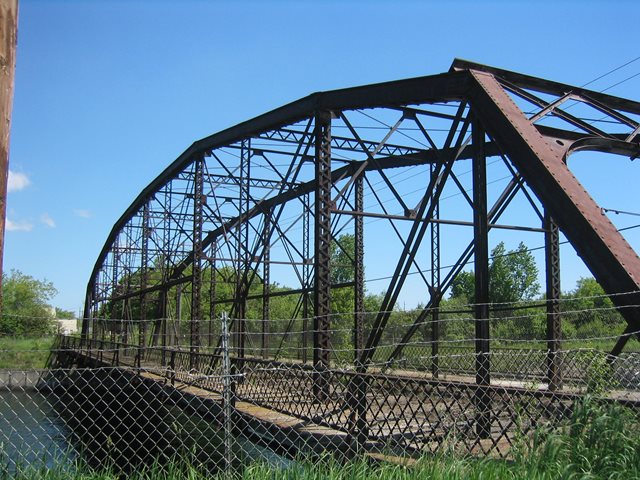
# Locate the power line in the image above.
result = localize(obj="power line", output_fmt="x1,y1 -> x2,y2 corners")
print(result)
580,55 -> 640,88
602,207 -> 640,218
600,71 -> 640,93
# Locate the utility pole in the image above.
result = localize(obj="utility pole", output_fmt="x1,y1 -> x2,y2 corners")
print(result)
0,0 -> 18,315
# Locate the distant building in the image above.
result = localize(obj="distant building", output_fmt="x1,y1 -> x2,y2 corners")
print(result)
56,319 -> 78,335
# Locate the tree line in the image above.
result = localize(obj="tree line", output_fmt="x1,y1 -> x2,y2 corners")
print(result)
1,236 -> 630,348
325,237 -> 630,353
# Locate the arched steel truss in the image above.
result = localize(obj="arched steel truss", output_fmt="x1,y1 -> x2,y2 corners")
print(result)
83,60 -> 640,391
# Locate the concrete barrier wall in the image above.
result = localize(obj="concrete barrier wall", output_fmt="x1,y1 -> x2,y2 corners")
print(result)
0,370 -> 43,390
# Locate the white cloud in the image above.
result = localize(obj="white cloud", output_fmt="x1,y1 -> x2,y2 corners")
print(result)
7,170 -> 30,192
74,209 -> 92,218
6,218 -> 33,232
40,213 -> 55,228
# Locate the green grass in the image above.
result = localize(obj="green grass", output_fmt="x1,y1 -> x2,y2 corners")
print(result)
0,337 -> 54,369
3,397 -> 638,479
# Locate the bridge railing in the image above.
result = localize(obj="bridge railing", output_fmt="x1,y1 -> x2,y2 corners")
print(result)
1,323 -> 639,476
45,297 -> 640,466
45,334 -> 640,461
52,332 -> 640,394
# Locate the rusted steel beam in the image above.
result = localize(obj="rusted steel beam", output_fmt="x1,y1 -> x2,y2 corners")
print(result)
354,176 -> 364,362
545,212 -> 562,390
92,72 -> 470,254
313,112 -> 333,400
191,156 -> 204,367
430,162 -> 441,379
233,140 -> 251,369
472,116 -> 491,439
469,70 -> 640,335
208,241 -> 217,348
453,58 -> 640,115
262,211 -> 271,359
137,200 -> 150,369
387,171 -> 541,364
302,193 -> 311,364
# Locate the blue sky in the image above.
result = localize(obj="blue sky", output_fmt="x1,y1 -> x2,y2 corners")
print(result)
6,0 -> 640,313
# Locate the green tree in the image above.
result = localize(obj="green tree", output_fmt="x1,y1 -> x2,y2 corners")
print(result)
329,233 -> 357,317
564,277 -> 625,337
449,242 -> 541,339
330,233 -> 356,284
327,233 -> 386,351
438,295 -> 475,341
450,271 -> 474,301
450,241 -> 540,304
55,307 -> 76,319
490,242 -> 540,304
1,270 -> 58,335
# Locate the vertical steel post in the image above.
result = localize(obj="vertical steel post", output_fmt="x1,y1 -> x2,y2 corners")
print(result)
164,182 -> 173,349
110,243 -> 120,359
159,288 -> 168,366
150,292 -> 164,348
90,296 -> 97,353
122,297 -> 130,347
235,140 -> 250,370
352,175 -> 368,451
221,311 -> 234,472
354,176 -> 365,362
473,117 -> 491,439
175,285 -> 183,347
81,293 -> 92,345
110,299 -> 119,365
138,200 -> 150,368
302,193 -> 311,363
545,211 -> 562,390
191,155 -> 204,370
262,211 -> 271,359
313,111 -> 332,400
209,241 -> 217,348
430,163 -> 441,378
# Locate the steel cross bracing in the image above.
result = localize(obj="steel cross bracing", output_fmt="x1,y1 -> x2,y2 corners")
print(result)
84,60 -> 640,394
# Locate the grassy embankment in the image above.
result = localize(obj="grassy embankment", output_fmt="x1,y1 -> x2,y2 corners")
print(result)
0,337 -> 54,369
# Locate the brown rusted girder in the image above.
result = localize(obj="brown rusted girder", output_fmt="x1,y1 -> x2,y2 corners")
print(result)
468,70 -> 640,341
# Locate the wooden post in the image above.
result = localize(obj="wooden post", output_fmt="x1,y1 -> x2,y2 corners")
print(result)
0,0 -> 18,315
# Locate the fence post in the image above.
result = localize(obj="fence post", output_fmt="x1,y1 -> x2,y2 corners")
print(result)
169,349 -> 176,386
221,311 -> 234,472
348,364 -> 369,455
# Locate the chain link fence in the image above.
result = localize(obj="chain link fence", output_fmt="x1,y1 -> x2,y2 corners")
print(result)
1,299 -> 640,476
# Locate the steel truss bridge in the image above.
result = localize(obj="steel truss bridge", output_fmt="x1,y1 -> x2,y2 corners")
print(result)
74,60 -> 640,453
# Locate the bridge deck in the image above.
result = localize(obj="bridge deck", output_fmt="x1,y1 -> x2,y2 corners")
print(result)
137,368 -> 352,457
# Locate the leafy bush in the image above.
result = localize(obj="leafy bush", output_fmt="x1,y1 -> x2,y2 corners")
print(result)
1,270 -> 57,336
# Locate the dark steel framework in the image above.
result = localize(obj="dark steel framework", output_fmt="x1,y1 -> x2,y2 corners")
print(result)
82,60 -> 640,396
